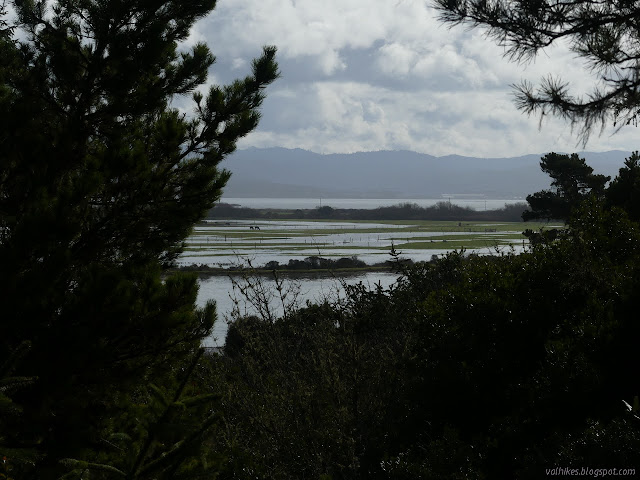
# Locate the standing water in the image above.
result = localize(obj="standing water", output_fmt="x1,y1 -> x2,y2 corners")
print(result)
196,271 -> 399,347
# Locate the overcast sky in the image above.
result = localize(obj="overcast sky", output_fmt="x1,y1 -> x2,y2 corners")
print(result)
175,0 -> 640,157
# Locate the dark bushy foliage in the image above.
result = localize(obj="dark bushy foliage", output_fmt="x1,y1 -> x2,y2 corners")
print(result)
0,0 -> 277,476
201,197 -> 640,478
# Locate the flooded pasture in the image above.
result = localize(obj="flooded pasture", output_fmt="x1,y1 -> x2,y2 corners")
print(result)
179,219 -> 529,267
180,218 -> 553,346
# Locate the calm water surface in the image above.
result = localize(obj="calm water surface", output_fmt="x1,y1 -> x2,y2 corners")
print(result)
180,220 -> 525,268
197,271 -> 399,347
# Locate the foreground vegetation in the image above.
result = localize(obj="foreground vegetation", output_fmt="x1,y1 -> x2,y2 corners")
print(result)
1,0 -> 277,477
3,0 -> 640,478
178,153 -> 640,479
200,199 -> 640,479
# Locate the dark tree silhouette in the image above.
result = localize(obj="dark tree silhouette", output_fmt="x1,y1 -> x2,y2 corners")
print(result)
606,151 -> 640,222
523,152 -> 609,221
0,0 -> 278,476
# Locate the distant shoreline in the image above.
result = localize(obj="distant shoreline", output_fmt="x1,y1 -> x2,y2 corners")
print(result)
181,208 -> 553,276
174,265 -> 396,277
205,201 -> 531,223
175,257 -> 407,277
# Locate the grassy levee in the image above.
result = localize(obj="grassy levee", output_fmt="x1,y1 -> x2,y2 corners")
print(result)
177,264 -> 396,277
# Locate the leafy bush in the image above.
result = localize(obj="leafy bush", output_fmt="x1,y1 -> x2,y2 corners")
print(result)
201,198 -> 640,478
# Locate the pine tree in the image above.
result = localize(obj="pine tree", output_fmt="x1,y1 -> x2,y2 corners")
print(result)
523,152 -> 609,221
434,0 -> 640,144
58,348 -> 223,480
606,151 -> 640,222
0,0 -> 278,476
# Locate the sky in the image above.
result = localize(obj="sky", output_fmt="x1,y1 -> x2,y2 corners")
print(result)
177,0 -> 639,157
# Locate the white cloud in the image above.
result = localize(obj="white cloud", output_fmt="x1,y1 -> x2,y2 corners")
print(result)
191,0 -> 639,156
231,57 -> 248,70
376,43 -> 417,76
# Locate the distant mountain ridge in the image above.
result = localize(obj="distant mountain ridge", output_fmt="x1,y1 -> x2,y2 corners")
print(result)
220,147 -> 633,199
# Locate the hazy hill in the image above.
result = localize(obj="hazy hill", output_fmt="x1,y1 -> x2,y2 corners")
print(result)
220,147 -> 632,199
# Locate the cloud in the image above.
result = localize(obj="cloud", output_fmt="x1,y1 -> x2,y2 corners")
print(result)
6,0 -> 629,157
186,0 -> 639,156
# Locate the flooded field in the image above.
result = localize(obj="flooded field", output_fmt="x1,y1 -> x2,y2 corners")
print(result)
179,219 -> 545,267
181,218 -> 560,346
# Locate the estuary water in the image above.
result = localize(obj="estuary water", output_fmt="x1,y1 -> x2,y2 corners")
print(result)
196,271 -> 399,347
179,219 -> 526,268
190,197 -> 529,346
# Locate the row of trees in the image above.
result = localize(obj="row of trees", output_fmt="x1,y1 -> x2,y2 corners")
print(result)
524,151 -> 640,223
179,255 -> 373,274
207,201 -> 529,222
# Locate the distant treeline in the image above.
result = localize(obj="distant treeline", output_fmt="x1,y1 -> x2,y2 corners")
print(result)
178,255 -> 403,274
207,201 -> 530,222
